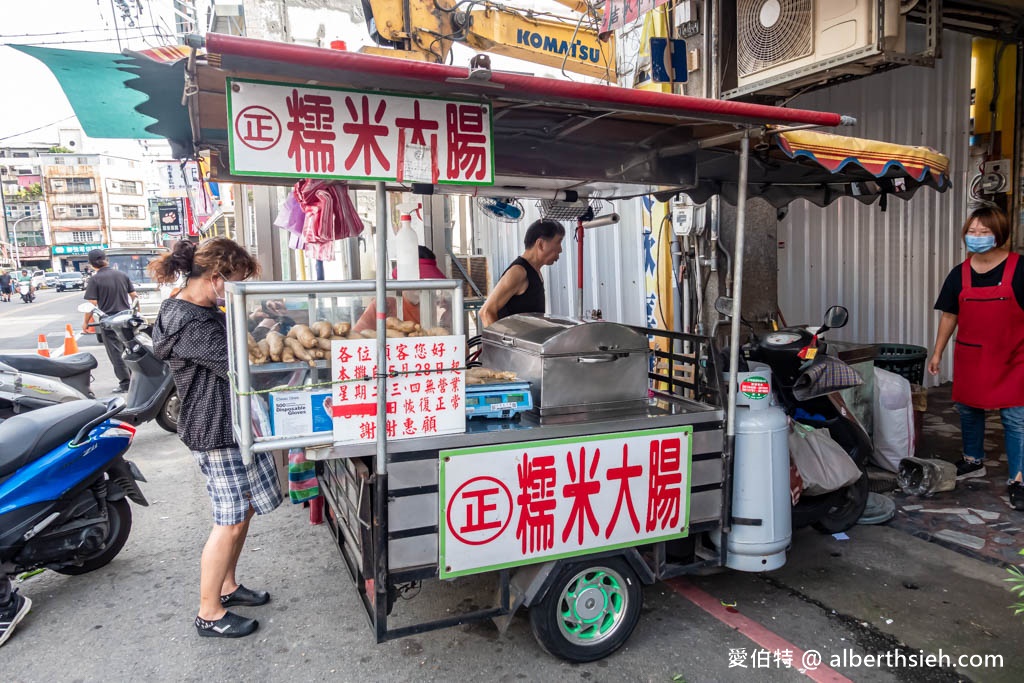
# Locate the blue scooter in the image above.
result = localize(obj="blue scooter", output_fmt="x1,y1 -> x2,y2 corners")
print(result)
0,398 -> 147,577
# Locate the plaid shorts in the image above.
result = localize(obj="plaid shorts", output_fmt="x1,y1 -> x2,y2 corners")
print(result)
192,447 -> 283,526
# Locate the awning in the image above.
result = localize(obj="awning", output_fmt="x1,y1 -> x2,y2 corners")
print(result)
18,35 -> 951,207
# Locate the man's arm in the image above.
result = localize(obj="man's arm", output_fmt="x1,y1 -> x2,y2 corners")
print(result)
84,299 -> 99,332
480,266 -> 528,328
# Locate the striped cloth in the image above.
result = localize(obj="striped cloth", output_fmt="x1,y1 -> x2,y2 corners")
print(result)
288,448 -> 320,504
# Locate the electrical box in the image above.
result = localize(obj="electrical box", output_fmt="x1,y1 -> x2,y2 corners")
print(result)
671,194 -> 705,237
981,159 -> 1011,194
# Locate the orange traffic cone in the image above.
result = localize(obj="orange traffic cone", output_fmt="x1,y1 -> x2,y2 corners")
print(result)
36,334 -> 50,357
63,324 -> 79,356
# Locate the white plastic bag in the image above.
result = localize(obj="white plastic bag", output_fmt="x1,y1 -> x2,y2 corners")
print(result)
789,422 -> 862,495
872,367 -> 915,472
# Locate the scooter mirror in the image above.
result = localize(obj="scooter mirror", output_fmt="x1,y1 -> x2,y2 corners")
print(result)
714,296 -> 735,317
823,305 -> 849,330
77,302 -> 94,313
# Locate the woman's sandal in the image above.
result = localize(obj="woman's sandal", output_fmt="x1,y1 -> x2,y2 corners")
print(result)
220,584 -> 270,607
195,610 -> 258,638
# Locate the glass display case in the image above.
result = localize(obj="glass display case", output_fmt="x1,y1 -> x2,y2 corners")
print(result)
224,279 -> 464,462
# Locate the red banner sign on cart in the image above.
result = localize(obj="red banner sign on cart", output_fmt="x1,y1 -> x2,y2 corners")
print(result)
227,78 -> 494,185
439,427 -> 692,578
330,336 -> 466,445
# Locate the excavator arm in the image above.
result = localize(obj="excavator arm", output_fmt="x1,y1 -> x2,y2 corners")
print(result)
360,0 -> 615,81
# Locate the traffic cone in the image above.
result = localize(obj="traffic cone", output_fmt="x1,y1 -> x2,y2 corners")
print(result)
36,334 -> 50,357
63,324 -> 79,356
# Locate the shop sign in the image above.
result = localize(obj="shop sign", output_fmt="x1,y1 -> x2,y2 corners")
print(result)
52,243 -> 108,256
158,204 -> 183,233
330,336 -> 466,444
227,78 -> 494,185
439,427 -> 692,578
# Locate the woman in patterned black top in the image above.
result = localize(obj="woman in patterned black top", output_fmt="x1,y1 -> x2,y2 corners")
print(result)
151,238 -> 282,639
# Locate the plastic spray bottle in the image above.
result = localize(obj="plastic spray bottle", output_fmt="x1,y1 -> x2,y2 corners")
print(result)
395,202 -> 420,281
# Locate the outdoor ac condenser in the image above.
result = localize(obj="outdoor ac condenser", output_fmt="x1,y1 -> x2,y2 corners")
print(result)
729,0 -> 907,98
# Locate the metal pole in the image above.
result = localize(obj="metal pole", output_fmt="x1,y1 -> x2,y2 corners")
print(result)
230,285 -> 254,464
11,217 -> 22,270
374,183 -> 389,477
372,181 -> 390,633
726,134 -> 751,439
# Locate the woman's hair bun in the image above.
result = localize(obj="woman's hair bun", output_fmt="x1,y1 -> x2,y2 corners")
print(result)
168,240 -> 196,273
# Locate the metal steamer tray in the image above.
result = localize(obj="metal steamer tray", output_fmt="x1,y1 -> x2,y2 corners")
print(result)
464,380 -> 533,419
479,314 -> 651,419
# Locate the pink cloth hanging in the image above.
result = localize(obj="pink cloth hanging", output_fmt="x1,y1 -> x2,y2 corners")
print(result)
292,180 -> 364,261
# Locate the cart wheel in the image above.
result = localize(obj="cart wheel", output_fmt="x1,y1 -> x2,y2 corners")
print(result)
528,556 -> 642,662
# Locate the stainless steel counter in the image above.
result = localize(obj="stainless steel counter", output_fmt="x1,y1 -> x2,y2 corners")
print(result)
307,394 -> 724,460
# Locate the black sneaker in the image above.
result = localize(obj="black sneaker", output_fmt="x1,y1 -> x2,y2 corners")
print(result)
220,584 -> 270,607
0,591 -> 32,647
1009,482 -> 1024,511
955,459 -> 987,480
195,611 -> 258,638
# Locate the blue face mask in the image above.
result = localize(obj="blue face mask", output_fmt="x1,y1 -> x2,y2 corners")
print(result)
965,235 -> 996,253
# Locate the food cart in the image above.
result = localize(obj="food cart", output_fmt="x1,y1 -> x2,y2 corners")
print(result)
170,33 -> 950,662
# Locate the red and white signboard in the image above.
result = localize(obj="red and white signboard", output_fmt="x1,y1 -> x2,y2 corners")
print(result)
227,78 -> 494,185
439,427 -> 692,578
330,336 -> 466,445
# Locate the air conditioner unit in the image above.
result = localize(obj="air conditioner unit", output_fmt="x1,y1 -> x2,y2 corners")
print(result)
728,0 -> 907,98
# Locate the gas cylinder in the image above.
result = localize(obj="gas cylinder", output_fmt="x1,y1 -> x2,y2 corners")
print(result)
714,403 -> 791,572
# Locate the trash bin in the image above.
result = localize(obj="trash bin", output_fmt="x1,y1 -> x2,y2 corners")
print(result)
873,344 -> 928,386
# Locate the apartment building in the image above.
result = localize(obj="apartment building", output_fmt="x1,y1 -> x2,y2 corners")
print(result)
0,145 -> 51,270
39,153 -> 155,270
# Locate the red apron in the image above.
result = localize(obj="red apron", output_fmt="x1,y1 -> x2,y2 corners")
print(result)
952,252 -> 1024,409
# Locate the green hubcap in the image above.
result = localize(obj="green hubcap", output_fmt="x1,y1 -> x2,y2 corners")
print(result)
556,566 -> 628,645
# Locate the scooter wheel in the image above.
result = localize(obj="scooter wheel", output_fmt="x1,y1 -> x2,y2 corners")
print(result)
812,471 -> 870,535
155,389 -> 179,433
53,498 -> 132,575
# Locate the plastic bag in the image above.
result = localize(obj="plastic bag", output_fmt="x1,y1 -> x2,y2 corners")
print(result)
871,367 -> 915,472
788,422 -> 862,495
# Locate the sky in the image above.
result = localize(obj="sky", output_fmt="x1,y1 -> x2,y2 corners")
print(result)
0,0 -> 183,152
0,0 -> 592,153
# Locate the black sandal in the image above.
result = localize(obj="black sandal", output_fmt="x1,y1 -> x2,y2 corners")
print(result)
195,611 -> 258,638
220,584 -> 270,607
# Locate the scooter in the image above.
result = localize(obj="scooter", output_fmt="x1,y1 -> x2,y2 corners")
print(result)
18,282 -> 34,303
79,303 -> 178,433
0,352 -> 98,402
0,359 -> 91,421
718,299 -> 872,533
0,398 -> 148,578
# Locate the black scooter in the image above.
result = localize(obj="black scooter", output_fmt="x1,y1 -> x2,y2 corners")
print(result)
79,303 -> 179,433
718,299 -> 872,534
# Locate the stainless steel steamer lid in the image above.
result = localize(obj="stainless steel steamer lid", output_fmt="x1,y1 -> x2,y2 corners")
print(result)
481,313 -> 650,357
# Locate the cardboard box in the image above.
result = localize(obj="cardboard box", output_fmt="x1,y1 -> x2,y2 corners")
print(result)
269,390 -> 333,437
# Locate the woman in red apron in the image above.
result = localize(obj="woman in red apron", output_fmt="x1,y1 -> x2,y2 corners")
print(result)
929,206 -> 1024,511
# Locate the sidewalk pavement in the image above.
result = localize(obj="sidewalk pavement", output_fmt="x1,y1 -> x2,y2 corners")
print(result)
883,384 -> 1024,569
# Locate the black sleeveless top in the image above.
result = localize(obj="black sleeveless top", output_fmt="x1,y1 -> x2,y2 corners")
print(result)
497,256 -> 545,319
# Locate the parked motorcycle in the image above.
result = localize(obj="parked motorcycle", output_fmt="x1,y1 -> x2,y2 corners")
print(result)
0,398 -> 148,578
718,299 -> 871,533
0,358 -> 91,421
18,282 -> 34,303
0,352 -> 97,401
79,303 -> 178,433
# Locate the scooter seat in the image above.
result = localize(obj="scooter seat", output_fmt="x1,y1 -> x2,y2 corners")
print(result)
0,352 -> 98,378
0,400 -> 108,478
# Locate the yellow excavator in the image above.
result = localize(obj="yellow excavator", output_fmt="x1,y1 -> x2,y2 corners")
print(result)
357,0 -> 615,81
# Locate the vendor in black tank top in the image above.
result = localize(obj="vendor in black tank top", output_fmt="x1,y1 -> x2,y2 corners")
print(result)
480,218 -> 565,328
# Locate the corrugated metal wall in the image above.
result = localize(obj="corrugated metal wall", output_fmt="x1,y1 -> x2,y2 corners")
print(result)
473,197 -> 647,325
779,31 -> 972,385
